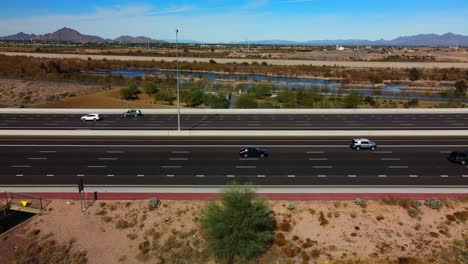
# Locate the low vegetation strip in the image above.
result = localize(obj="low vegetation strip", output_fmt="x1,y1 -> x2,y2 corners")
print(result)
3,52 -> 468,69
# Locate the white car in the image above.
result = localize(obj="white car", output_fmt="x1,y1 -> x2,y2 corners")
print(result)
81,113 -> 101,121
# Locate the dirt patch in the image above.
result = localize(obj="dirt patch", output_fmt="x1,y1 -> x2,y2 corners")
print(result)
0,78 -> 105,107
1,198 -> 466,263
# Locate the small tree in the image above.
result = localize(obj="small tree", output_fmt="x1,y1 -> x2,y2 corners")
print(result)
455,80 -> 467,96
182,88 -> 205,107
343,90 -> 362,108
120,83 -> 139,100
235,95 -> 257,108
409,68 -> 422,81
201,184 -> 274,264
143,82 -> 159,96
154,89 -> 176,105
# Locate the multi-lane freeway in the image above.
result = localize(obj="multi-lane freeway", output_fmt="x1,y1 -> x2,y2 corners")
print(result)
1,113 -> 468,130
0,136 -> 467,186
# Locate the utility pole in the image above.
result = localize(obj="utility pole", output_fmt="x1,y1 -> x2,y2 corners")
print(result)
176,29 -> 181,131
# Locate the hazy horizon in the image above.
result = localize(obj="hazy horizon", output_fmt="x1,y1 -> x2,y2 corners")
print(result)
1,0 -> 467,43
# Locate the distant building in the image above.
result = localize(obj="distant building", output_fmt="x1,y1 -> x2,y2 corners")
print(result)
336,45 -> 345,51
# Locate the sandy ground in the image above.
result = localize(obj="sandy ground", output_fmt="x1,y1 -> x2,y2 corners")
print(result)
2,52 -> 468,69
0,78 -> 105,107
0,198 -> 466,263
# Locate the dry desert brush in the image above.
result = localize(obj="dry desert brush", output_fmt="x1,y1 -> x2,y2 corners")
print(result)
200,183 -> 274,264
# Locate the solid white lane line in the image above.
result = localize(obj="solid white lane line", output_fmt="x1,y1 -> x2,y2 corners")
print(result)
11,165 -> 30,168
317,175 -> 327,178
165,175 -> 175,177
88,165 -> 107,168
106,151 -> 125,154
27,157 -> 47,160
409,175 -> 419,178
15,174 -> 23,177
307,151 -> 325,154
171,151 -> 191,154
46,174 -> 54,177
169,158 -> 188,161
236,166 -> 256,169
313,166 -> 333,169
39,151 -> 56,153
98,158 -> 118,160
439,151 -> 451,154
381,158 -> 401,161
374,151 -> 393,154
239,158 -> 259,161
389,166 -> 408,169
136,175 -> 145,177
309,158 -> 328,161
162,166 -> 182,168
378,175 -> 388,178
6,144 -> 468,148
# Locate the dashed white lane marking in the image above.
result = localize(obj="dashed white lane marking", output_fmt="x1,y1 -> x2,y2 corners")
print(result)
307,151 -> 325,154
389,166 -> 408,169
136,174 -> 145,177
195,174 -> 205,177
88,165 -> 107,168
46,174 -> 54,177
381,158 -> 401,161
378,175 -> 388,178
374,151 -> 393,154
77,174 -> 85,177
28,157 -> 47,160
169,158 -> 188,161
257,175 -> 266,178
317,175 -> 327,178
226,175 -> 236,178
440,175 -> 449,178
171,151 -> 191,154
236,166 -> 256,169
287,175 -> 296,178
165,174 -> 175,177
239,158 -> 259,161
312,166 -> 333,169
162,166 -> 182,168
40,151 -> 57,153
462,175 -> 468,178
409,175 -> 419,178
98,158 -> 118,160
309,158 -> 328,161
347,175 -> 357,178
106,151 -> 125,154
106,174 -> 115,177
11,165 -> 30,168
439,151 -> 451,154
15,174 -> 23,177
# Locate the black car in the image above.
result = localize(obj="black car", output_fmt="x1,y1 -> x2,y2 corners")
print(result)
239,147 -> 268,158
448,150 -> 468,165
122,109 -> 143,117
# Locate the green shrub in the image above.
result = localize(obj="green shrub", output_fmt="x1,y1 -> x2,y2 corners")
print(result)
287,203 -> 295,210
148,198 -> 161,210
350,211 -> 358,218
354,198 -> 367,208
425,198 -> 444,209
200,183 -> 274,263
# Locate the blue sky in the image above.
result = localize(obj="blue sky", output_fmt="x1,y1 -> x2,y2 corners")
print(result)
0,0 -> 467,42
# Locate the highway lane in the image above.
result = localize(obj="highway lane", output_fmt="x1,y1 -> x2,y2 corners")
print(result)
2,113 -> 468,130
0,137 -> 467,186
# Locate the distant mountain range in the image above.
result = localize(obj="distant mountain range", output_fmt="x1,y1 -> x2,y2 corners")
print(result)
231,33 -> 468,47
0,28 -> 467,46
0,27 -> 166,44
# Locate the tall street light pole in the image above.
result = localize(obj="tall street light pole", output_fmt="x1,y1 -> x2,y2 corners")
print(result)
176,29 -> 181,131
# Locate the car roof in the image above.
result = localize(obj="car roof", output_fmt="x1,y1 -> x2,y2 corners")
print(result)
353,138 -> 369,141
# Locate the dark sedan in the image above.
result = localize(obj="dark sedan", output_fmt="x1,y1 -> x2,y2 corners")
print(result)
239,147 -> 269,158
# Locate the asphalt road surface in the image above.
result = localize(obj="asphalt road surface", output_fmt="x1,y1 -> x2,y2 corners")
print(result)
2,113 -> 468,130
0,136 -> 467,186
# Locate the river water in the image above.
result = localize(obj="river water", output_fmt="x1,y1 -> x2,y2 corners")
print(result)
91,69 -> 457,101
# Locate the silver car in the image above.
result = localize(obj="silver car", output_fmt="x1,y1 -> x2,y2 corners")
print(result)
350,138 -> 377,150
